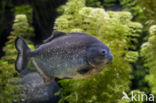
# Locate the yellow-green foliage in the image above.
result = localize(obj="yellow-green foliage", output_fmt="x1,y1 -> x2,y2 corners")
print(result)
0,14 -> 34,103
137,0 -> 156,24
14,5 -> 33,24
0,60 -> 21,103
54,0 -> 142,102
121,0 -> 147,23
125,51 -> 139,63
141,25 -> 156,95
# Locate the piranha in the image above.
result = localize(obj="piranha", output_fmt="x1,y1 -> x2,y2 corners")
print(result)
15,31 -> 113,82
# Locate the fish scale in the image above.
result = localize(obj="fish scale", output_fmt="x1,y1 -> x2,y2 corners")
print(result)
36,54 -> 86,78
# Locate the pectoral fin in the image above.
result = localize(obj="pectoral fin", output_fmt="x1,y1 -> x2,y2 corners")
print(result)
77,67 -> 92,74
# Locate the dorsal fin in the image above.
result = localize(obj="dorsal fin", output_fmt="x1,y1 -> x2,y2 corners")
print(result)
43,30 -> 66,43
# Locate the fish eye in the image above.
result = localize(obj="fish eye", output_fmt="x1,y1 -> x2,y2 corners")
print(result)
100,49 -> 107,56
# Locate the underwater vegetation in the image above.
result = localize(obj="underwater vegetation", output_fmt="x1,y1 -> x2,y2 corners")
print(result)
0,0 -> 156,103
0,15 -> 34,103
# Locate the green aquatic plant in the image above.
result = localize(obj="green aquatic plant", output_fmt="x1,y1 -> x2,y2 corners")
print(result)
0,14 -> 34,103
121,0 -> 147,23
0,60 -> 21,103
14,5 -> 33,24
85,0 -> 102,8
54,0 -> 142,102
141,25 -> 156,96
137,0 -> 156,25
120,0 -> 149,93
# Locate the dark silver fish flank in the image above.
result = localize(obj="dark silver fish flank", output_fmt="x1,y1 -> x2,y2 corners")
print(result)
15,31 -> 113,81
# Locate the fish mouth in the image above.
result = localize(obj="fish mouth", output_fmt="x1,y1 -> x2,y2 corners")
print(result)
105,57 -> 113,64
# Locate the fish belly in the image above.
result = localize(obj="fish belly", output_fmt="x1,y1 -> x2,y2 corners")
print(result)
33,56 -> 87,79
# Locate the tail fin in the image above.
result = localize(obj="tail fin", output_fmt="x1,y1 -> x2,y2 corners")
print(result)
15,37 -> 31,72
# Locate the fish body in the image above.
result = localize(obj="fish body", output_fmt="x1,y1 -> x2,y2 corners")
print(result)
15,31 -> 113,80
